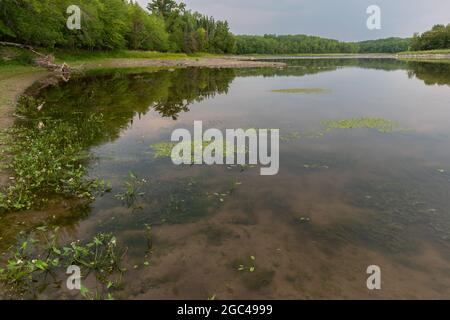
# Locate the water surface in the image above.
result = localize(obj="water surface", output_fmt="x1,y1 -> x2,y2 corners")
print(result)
4,58 -> 450,299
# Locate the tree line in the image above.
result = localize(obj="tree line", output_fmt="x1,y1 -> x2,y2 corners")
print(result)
0,0 -> 236,53
0,0 -> 448,55
235,24 -> 450,55
410,24 -> 450,51
235,34 -> 359,54
235,35 -> 416,55
357,37 -> 411,53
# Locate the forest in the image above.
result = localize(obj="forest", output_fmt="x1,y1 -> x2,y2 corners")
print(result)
235,34 -> 359,55
0,0 -> 236,53
410,24 -> 450,51
0,1 -> 448,55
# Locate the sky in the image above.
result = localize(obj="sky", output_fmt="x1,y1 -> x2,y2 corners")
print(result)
135,0 -> 450,41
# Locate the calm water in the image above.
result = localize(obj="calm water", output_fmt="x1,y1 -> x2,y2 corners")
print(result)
4,58 -> 450,299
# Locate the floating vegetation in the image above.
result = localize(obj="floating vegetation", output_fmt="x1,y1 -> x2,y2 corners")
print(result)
322,117 -> 400,133
0,116 -> 110,214
150,142 -> 177,159
271,88 -> 330,94
303,164 -> 329,170
280,117 -> 401,144
149,139 -> 248,161
0,228 -> 126,299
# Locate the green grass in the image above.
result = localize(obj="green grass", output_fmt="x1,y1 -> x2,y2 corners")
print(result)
54,49 -> 189,63
398,49 -> 450,55
0,65 -> 42,81
53,50 -> 222,65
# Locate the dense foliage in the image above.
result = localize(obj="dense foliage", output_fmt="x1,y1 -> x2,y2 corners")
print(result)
410,24 -> 450,51
0,0 -> 236,53
235,34 -> 359,54
235,35 -> 414,54
357,37 -> 412,53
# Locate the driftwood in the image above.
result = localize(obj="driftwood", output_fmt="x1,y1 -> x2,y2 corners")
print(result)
0,41 -> 71,81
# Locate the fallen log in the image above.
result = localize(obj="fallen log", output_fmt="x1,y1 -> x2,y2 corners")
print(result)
0,41 -> 71,80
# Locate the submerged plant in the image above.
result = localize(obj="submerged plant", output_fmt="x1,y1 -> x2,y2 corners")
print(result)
237,255 -> 257,273
114,171 -> 147,209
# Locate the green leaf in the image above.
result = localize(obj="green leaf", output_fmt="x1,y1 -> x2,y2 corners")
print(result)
34,260 -> 48,270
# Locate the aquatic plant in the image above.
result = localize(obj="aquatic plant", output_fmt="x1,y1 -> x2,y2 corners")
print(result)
0,227 -> 126,299
237,255 -> 257,273
115,171 -> 147,209
149,139 -> 248,160
0,118 -> 109,212
280,117 -> 401,144
322,117 -> 399,133
0,116 -> 110,213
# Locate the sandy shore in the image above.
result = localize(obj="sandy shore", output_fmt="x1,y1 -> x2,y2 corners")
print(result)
78,57 -> 287,70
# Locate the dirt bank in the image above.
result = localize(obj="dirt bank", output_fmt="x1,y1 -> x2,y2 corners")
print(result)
0,67 -> 50,129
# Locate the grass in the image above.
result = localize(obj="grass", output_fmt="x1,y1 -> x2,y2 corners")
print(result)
398,49 -> 450,55
54,49 -> 189,63
53,50 -> 222,67
272,88 -> 329,94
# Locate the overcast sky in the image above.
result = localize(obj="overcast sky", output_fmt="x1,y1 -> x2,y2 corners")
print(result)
135,0 -> 450,41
